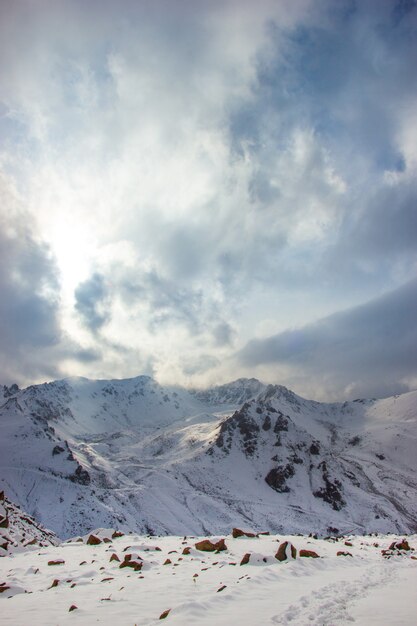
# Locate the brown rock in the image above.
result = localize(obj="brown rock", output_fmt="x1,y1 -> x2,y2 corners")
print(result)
159,609 -> 171,619
240,553 -> 251,565
195,538 -> 227,552
49,579 -> 59,588
25,538 -> 37,546
0,584 -> 10,594
344,541 -> 353,547
119,560 -> 142,571
110,553 -> 120,562
217,585 -> 227,592
232,528 -> 256,539
112,530 -> 124,539
215,538 -> 227,552
68,605 -> 77,612
389,539 -> 411,551
48,559 -> 65,566
275,541 -> 297,562
182,547 -> 191,555
337,551 -> 353,557
163,559 -> 172,565
299,549 -> 319,558
0,514 -> 9,529
86,534 -> 102,546
103,538 -> 112,544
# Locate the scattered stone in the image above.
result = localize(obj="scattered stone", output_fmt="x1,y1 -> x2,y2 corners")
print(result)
232,528 -> 256,538
103,538 -> 112,544
217,585 -> 227,592
49,579 -> 59,588
68,605 -> 78,612
299,549 -> 319,558
86,534 -> 102,546
389,539 -> 411,551
119,554 -> 143,571
337,551 -> 353,557
159,608 -> 171,619
240,553 -> 251,565
195,538 -> 227,552
0,584 -> 11,594
25,538 -> 37,546
110,553 -> 120,562
275,541 -> 297,562
182,547 -> 191,555
344,541 -> 353,547
48,559 -> 65,566
164,559 -> 172,565
112,531 -> 124,539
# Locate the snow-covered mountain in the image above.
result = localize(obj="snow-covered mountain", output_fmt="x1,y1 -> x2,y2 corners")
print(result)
0,377 -> 416,538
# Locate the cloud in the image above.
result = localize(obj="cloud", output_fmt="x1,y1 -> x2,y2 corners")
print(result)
0,1 -> 416,395
238,278 -> 417,400
0,172 -> 61,383
74,273 -> 111,332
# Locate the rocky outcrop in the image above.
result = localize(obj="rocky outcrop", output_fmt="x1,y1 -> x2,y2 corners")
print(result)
265,464 -> 295,493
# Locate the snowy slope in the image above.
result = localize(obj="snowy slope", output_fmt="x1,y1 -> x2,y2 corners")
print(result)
0,491 -> 58,555
0,378 -> 416,538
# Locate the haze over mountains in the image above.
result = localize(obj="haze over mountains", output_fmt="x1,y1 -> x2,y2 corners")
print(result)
1,375 -> 416,539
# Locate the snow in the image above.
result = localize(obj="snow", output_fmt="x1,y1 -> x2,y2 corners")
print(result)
1,532 -> 416,625
1,377 -> 417,537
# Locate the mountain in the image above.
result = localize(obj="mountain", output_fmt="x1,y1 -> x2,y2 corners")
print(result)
0,376 -> 416,538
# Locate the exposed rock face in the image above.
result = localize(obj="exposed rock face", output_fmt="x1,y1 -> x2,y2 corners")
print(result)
70,464 -> 91,485
265,464 -> 295,493
240,552 -> 251,565
313,461 -> 345,511
214,403 -> 260,456
275,541 -> 297,561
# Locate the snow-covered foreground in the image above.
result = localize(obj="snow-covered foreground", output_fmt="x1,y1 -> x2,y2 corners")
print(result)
1,531 -> 416,625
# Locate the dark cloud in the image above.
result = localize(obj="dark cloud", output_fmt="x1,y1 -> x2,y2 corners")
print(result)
238,278 -> 417,399
74,273 -> 111,332
0,175 -> 61,383
227,0 -> 417,290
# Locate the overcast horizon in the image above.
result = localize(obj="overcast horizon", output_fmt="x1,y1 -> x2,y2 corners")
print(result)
1,0 -> 416,401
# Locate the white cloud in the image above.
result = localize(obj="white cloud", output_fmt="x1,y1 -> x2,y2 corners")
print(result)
0,0 -> 416,397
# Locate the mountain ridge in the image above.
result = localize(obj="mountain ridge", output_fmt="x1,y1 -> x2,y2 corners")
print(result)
0,375 -> 416,538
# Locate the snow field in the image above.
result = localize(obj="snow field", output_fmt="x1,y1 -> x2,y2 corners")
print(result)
1,532 -> 416,625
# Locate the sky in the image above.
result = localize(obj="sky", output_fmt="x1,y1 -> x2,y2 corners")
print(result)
0,0 -> 416,400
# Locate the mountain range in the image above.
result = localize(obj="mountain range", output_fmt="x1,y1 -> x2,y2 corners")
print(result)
1,376 -> 416,538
